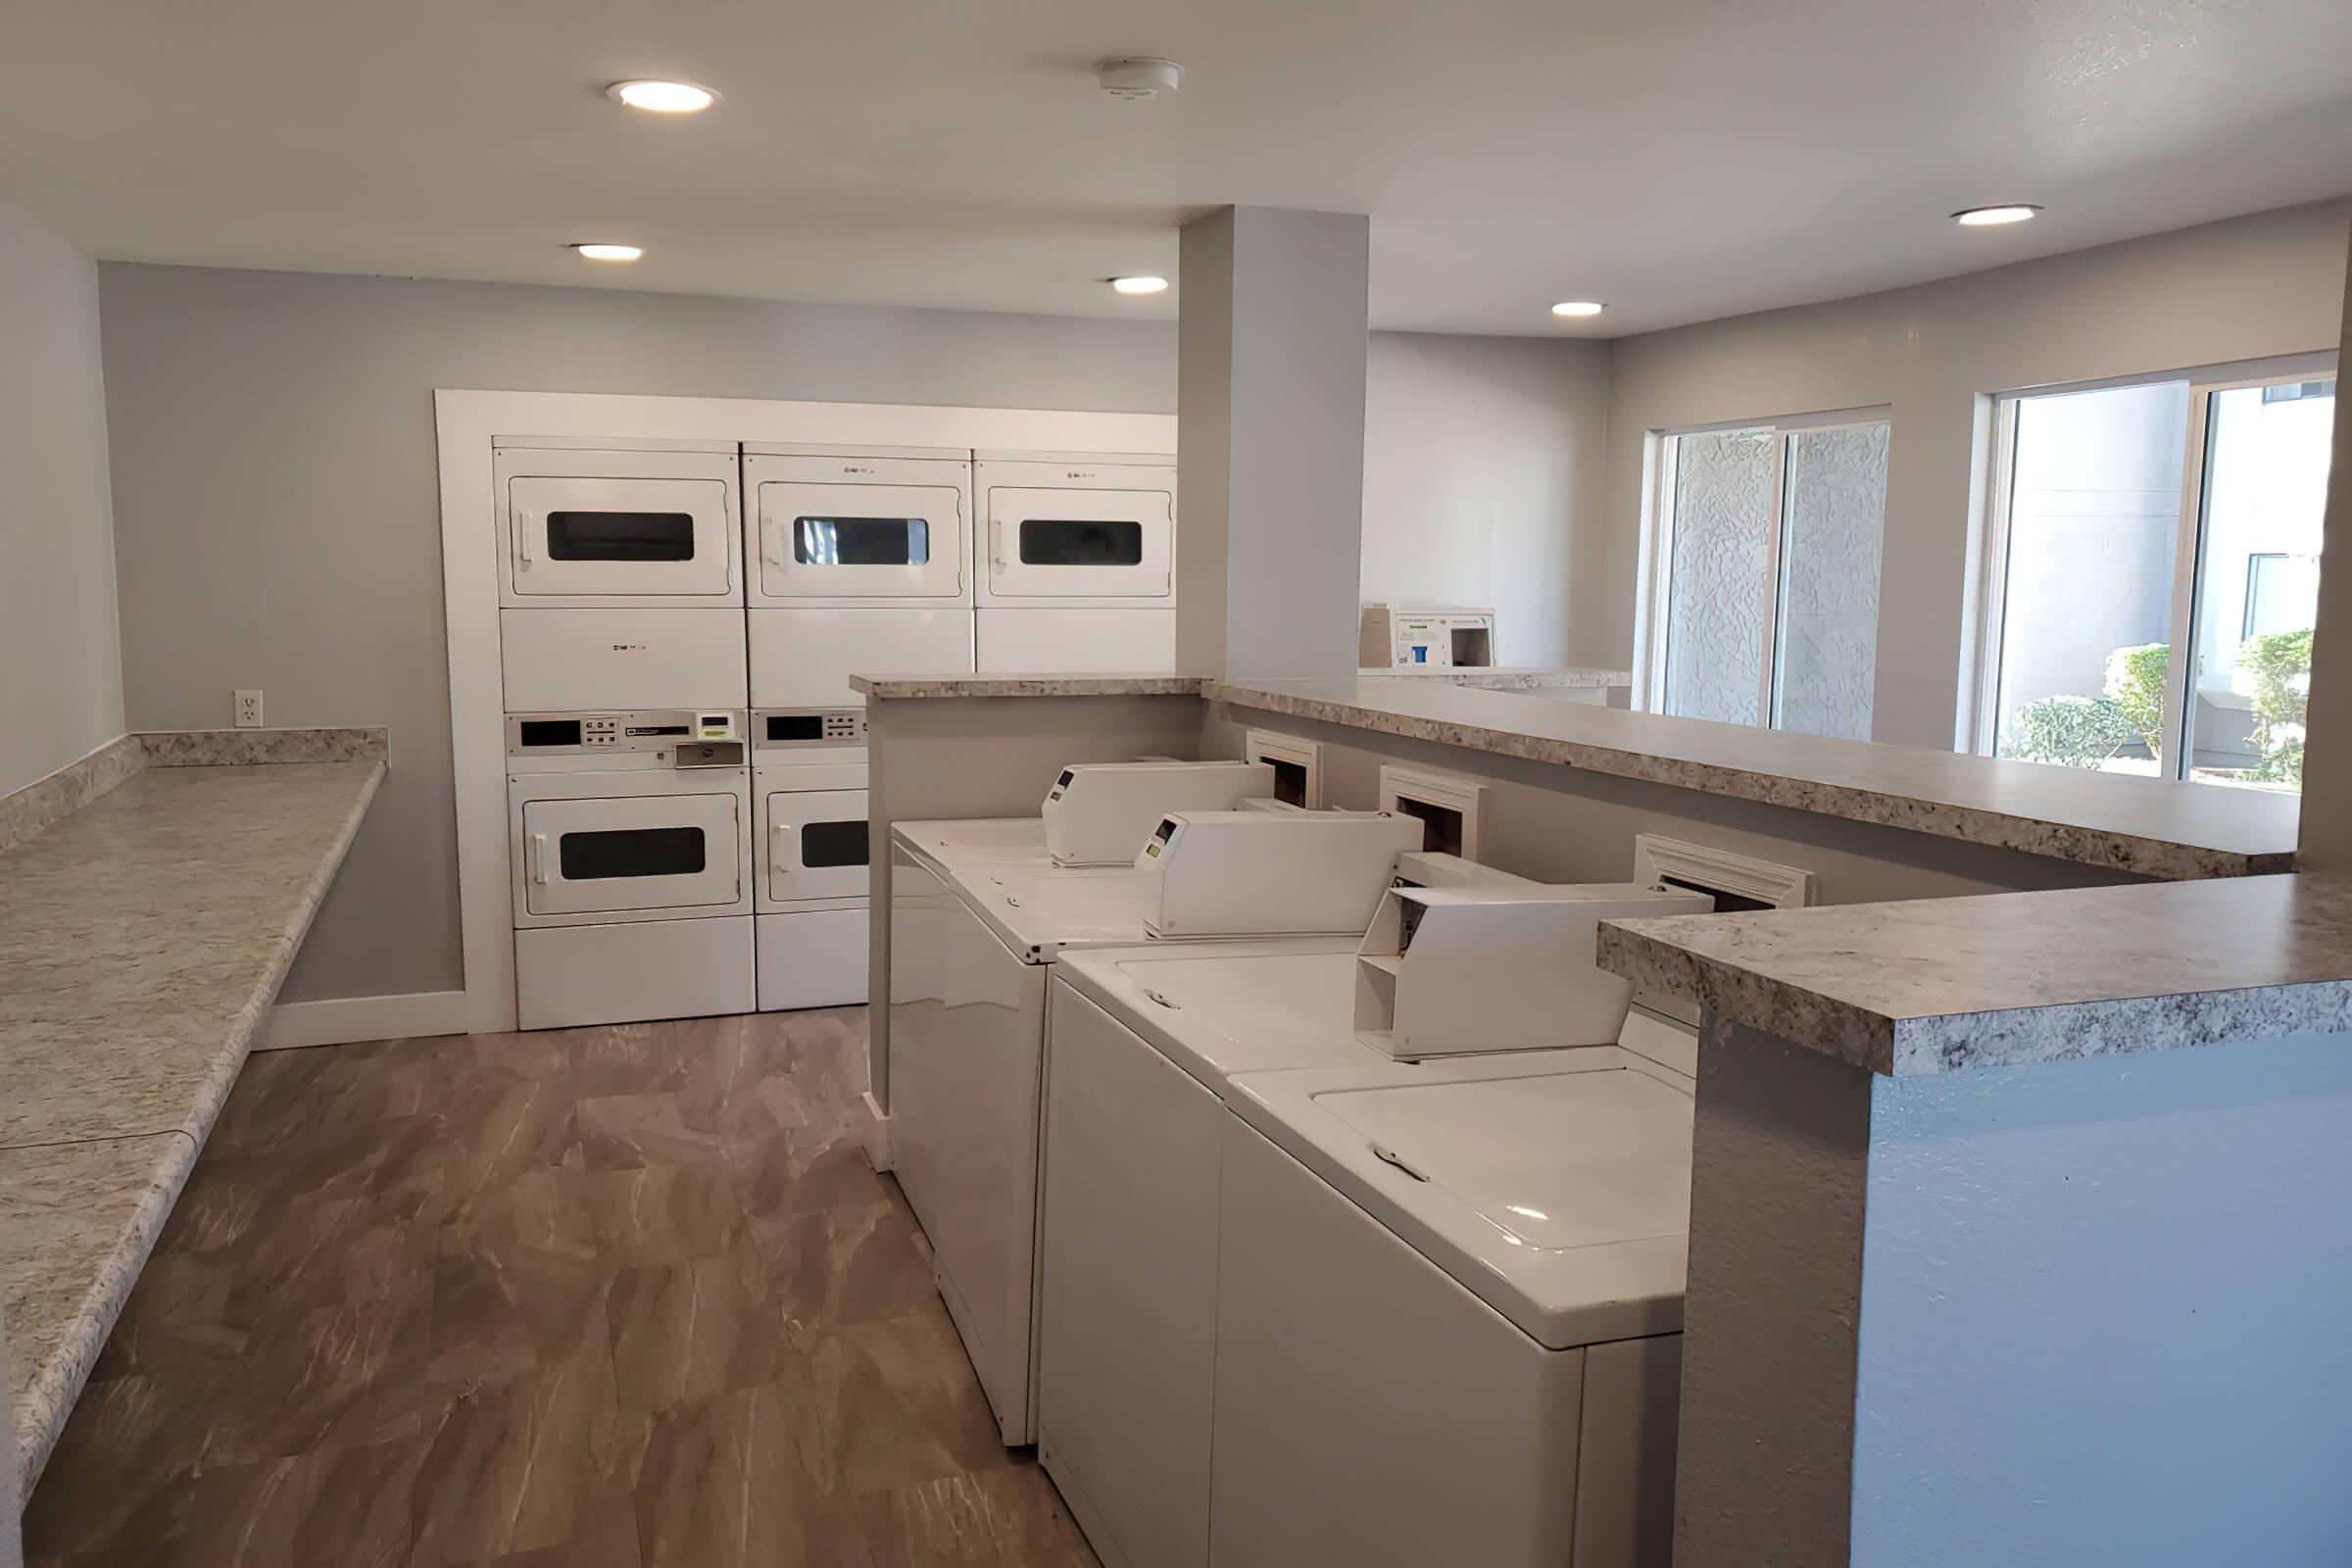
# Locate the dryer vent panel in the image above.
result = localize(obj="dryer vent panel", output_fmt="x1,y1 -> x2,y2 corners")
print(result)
1378,765 -> 1490,862
1245,729 -> 1325,810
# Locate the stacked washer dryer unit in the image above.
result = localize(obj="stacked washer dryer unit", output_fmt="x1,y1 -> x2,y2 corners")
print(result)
743,445 -> 976,1009
973,453 -> 1177,673
496,439 -> 755,1029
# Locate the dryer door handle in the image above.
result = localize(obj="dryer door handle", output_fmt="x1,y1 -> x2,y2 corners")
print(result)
990,516 -> 1007,569
760,515 -> 785,568
514,511 -> 535,569
770,819 -> 797,871
529,832 -> 551,884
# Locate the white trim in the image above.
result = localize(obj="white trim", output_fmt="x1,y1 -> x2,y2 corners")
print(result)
1632,833 -> 1818,909
1243,728 -> 1326,809
1377,763 -> 1490,861
438,389 -> 1178,1036
256,990 -> 472,1051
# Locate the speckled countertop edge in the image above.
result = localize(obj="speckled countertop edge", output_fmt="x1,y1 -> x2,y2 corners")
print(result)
1212,683 -> 2291,881
2,753 -> 386,1493
851,673 -> 1213,699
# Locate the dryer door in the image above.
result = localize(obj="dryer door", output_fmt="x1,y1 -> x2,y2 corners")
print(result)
754,481 -> 966,601
985,485 -> 1173,599
507,474 -> 735,600
519,790 -> 743,916
765,787 -> 870,903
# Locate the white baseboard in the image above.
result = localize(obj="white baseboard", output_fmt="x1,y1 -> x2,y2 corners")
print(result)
858,1091 -> 892,1171
256,990 -> 472,1051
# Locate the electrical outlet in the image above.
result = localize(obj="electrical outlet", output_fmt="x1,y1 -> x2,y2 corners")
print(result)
234,690 -> 264,728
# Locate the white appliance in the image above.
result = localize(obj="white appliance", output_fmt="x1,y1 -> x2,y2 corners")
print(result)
1136,810 -> 1424,937
973,453 -> 1176,673
1038,887 -> 1703,1568
887,810 -> 1427,1446
495,440 -> 742,608
500,607 -> 748,712
1358,603 -> 1495,669
1353,884 -> 1713,1059
744,446 -> 975,709
1042,760 -> 1274,865
753,708 -> 871,1011
505,712 -> 755,1030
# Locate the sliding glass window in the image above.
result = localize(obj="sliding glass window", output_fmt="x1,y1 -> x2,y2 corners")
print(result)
1645,415 -> 1891,739
1977,367 -> 2334,792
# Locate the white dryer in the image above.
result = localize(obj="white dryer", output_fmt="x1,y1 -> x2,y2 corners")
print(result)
744,445 -> 975,709
1037,889 -> 1705,1568
753,707 -> 871,1011
505,710 -> 755,1030
495,440 -> 748,712
886,810 -> 1425,1446
973,453 -> 1176,673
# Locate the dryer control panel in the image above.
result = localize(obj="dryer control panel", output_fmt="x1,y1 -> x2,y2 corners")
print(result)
753,709 -> 868,748
507,709 -> 742,757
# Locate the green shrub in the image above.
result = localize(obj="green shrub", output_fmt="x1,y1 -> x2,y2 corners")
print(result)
2239,627 -> 2313,786
2103,643 -> 2170,757
2005,695 -> 2134,768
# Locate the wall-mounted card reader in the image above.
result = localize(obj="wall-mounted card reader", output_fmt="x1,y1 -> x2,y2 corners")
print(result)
507,709 -> 744,758
1042,760 -> 1276,865
1136,810 -> 1426,939
1352,884 -> 1714,1060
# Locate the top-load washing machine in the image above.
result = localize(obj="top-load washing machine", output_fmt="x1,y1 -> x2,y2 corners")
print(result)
494,439 -> 748,712
743,445 -> 975,709
973,453 -> 1176,673
886,808 -> 1424,1446
1036,881 -> 1710,1568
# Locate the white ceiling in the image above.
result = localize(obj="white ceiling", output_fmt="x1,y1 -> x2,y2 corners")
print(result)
2,0 -> 2348,336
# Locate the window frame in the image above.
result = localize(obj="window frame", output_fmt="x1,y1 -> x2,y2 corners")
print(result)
1637,406 -> 1892,730
1969,352 -> 2336,772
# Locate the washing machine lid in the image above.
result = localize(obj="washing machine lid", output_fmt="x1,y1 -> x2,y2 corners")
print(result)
894,817 -> 1130,877
1227,1052 -> 1692,1348
916,858 -> 1157,960
1055,943 -> 1375,1096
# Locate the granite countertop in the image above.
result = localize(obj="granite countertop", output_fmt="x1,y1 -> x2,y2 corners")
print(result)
1356,665 -> 1631,690
1597,873 -> 2352,1076
0,737 -> 383,1494
850,672 -> 1213,699
1213,676 -> 2298,881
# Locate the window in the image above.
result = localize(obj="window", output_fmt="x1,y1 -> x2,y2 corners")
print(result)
545,511 -> 696,562
1018,518 -> 1146,566
1976,367 -> 2333,793
793,515 -> 929,566
1642,415 -> 1891,739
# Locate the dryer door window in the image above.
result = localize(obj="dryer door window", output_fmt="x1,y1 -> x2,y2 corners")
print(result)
757,482 -> 963,599
521,791 -> 741,915
988,487 -> 1172,598
766,787 -> 869,902
509,474 -> 733,598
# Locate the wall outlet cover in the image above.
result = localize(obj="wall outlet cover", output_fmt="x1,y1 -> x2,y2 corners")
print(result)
234,689 -> 264,728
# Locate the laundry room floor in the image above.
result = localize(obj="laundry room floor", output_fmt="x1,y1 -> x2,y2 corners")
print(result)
20,1010 -> 1098,1568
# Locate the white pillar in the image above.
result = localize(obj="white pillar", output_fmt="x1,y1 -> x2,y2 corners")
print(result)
2294,220 -> 2352,867
1176,207 -> 1371,679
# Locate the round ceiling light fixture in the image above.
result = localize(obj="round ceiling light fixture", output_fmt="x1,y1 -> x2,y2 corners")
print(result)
571,243 -> 645,262
1952,204 -> 2040,226
606,79 -> 718,114
1550,301 -> 1605,318
1110,275 -> 1170,295
1097,58 -> 1184,100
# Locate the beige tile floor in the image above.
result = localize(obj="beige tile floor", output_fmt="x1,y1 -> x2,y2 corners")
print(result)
22,1010 -> 1097,1567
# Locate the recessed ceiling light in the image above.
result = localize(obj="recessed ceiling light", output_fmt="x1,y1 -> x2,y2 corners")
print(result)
606,79 -> 718,114
1953,204 -> 2040,226
1110,275 -> 1169,295
1550,301 -> 1604,318
571,243 -> 644,262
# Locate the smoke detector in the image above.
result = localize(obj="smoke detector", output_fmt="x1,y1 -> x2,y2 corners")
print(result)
1097,58 -> 1184,100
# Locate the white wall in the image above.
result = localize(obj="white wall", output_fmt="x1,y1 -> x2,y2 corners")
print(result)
1359,332 -> 1611,668
0,195 -> 122,796
1595,199 -> 2352,749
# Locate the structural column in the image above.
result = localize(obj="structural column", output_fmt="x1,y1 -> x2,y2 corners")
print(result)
1176,206 -> 1371,679
2294,219 -> 2352,865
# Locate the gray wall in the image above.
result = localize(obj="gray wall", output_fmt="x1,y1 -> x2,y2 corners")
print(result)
96,263 -> 1179,1002
0,196 -> 122,797
1360,332 -> 1611,669
1598,200 -> 2352,749
2297,240 -> 2352,870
